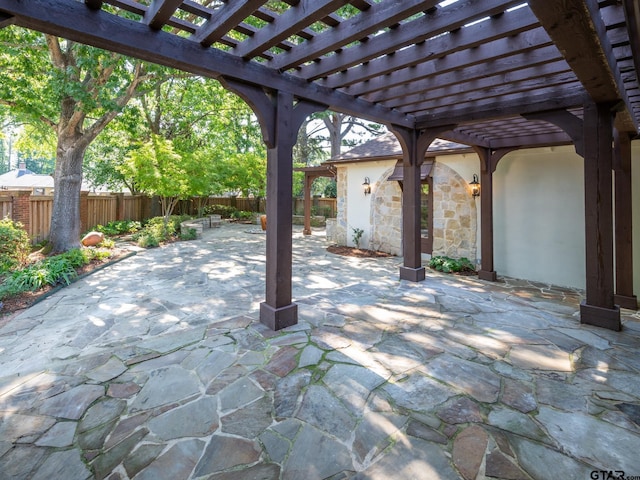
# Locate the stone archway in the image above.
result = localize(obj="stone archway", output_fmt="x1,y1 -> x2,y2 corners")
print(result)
431,162 -> 478,262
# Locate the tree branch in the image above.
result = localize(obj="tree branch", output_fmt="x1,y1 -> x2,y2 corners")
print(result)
0,98 -> 58,129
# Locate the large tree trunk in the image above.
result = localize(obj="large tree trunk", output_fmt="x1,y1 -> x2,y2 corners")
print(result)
48,134 -> 87,252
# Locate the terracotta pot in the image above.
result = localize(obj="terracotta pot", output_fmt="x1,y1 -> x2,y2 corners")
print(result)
260,215 -> 267,231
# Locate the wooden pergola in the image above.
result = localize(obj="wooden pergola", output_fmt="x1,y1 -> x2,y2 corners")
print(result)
1,0 -> 638,330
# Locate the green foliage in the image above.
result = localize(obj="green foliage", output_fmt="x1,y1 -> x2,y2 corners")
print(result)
351,227 -> 364,249
203,204 -> 237,218
0,218 -> 31,273
179,227 -> 198,241
231,210 -> 254,221
323,180 -> 337,198
428,256 -> 476,274
133,215 -> 192,248
95,220 -> 141,236
0,247 -> 111,299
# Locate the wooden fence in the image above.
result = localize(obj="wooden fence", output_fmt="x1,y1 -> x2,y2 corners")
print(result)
0,191 -> 337,243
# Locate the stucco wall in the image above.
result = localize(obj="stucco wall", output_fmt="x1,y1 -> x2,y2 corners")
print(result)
492,146 -> 586,289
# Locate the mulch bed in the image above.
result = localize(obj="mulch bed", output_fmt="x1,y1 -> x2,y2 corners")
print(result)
327,245 -> 392,258
0,247 -> 132,326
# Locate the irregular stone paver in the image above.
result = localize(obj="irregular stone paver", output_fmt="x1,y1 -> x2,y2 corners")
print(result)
536,406 -> 640,472
130,366 -> 200,412
437,396 -> 483,424
355,435 -> 462,479
501,378 -> 537,413
296,384 -> 356,441
509,344 -> 573,371
282,424 -> 353,480
192,435 -> 260,476
148,396 -> 218,440
1,225 -> 640,479
452,425 -> 489,480
35,422 -> 76,447
422,354 -> 501,403
136,439 -> 205,480
39,385 -> 104,420
31,449 -> 92,480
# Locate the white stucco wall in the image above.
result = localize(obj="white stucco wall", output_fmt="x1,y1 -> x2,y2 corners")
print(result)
492,146 -> 586,288
345,160 -> 395,248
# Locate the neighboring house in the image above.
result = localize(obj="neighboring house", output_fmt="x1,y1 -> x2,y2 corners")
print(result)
0,163 -> 104,194
325,133 -> 640,298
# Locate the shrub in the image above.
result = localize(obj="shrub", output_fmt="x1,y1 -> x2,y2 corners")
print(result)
0,218 -> 31,273
351,227 -> 364,249
231,210 -> 254,221
203,204 -> 237,218
0,247 -> 111,299
95,220 -> 141,236
180,227 -> 198,241
429,256 -> 476,273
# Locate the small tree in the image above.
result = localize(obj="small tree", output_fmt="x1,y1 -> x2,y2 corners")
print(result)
118,135 -> 190,227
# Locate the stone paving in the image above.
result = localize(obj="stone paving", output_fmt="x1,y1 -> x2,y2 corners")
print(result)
1,223 -> 640,480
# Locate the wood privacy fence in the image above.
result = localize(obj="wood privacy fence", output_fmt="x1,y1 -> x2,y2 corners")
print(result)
0,191 -> 336,243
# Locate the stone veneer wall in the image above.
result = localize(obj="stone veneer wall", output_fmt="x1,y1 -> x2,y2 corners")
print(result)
335,166 -> 348,246
431,162 -> 477,261
370,167 -> 403,255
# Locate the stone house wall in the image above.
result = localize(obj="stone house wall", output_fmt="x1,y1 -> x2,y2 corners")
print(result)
333,160 -> 478,263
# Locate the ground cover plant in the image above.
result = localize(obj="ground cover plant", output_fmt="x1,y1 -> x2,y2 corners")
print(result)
429,255 -> 476,274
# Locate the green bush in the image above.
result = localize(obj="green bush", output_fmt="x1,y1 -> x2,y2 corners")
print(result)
179,227 -> 198,241
231,210 -> 254,221
203,204 -> 237,218
0,247 -> 111,299
428,256 -> 476,273
0,218 -> 31,273
95,220 -> 141,236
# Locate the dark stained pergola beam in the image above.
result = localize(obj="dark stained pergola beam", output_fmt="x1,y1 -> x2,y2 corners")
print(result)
85,0 -> 103,10
270,0 -> 438,71
0,12 -> 13,27
299,0 -> 523,82
346,28 -> 553,97
0,0 -> 413,128
415,88 -> 586,129
106,0 -> 199,34
193,0 -> 269,47
399,74 -> 580,115
324,8 -> 540,90
485,131 -> 574,149
144,0 -> 183,29
365,45 -> 564,104
386,60 -> 573,110
529,0 -> 637,131
233,0 -> 350,60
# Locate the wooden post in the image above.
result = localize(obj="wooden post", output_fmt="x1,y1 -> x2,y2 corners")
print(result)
613,129 -> 638,310
303,173 -> 313,235
392,128 -> 433,282
473,147 -> 514,281
580,102 -> 621,330
220,78 -> 326,330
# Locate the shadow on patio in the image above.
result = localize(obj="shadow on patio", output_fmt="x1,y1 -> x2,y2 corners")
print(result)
1,223 -> 639,479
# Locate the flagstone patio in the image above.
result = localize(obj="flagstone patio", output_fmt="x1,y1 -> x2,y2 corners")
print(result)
0,224 -> 639,479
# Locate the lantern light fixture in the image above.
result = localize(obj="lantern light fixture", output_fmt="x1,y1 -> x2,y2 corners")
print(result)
363,177 -> 371,195
470,174 -> 480,197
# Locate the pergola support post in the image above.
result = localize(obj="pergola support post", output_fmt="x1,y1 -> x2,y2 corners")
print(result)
580,101 -> 620,330
220,78 -> 325,330
613,129 -> 638,310
472,147 -> 514,281
391,127 -> 453,282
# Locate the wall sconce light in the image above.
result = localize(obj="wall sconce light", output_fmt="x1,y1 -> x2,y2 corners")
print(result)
470,174 -> 480,197
363,177 -> 371,195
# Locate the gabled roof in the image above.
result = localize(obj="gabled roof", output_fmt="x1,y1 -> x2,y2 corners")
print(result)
0,166 -> 35,182
327,132 -> 473,164
0,0 -> 638,149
